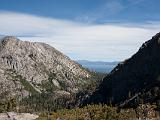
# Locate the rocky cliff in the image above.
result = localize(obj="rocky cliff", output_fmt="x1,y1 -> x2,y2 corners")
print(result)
88,32 -> 160,107
0,36 -> 91,100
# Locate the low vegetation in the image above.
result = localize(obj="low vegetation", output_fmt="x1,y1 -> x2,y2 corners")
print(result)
0,98 -> 16,112
37,104 -> 137,120
37,102 -> 160,120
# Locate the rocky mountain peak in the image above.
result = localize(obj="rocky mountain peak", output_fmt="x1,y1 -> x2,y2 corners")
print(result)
139,32 -> 160,50
0,36 -> 18,49
0,36 -> 91,99
152,32 -> 160,40
1,36 -> 18,42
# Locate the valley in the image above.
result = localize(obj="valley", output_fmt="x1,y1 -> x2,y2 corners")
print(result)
0,33 -> 160,120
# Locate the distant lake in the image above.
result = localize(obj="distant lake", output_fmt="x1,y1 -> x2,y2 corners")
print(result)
77,60 -> 119,73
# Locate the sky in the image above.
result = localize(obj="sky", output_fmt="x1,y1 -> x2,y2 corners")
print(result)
0,0 -> 159,61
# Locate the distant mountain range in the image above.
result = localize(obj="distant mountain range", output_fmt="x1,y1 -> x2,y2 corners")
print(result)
77,60 -> 119,73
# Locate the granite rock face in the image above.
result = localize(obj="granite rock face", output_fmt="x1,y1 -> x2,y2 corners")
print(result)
0,112 -> 38,120
0,36 -> 90,99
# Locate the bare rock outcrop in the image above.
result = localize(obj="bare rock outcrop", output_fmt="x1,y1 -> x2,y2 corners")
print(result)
0,112 -> 38,120
0,36 -> 91,99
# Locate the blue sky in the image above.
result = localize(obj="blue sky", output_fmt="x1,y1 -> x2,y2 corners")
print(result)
0,0 -> 159,61
0,0 -> 160,23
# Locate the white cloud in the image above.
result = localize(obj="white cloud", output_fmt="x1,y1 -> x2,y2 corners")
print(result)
0,11 -> 159,61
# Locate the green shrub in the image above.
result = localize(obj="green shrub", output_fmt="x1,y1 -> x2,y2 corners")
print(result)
37,104 -> 136,120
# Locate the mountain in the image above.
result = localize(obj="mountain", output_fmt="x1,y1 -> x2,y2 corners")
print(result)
88,32 -> 160,107
0,36 -> 91,100
77,60 -> 118,73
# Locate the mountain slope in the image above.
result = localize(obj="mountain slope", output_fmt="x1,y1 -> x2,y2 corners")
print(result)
88,32 -> 160,106
0,36 -> 91,100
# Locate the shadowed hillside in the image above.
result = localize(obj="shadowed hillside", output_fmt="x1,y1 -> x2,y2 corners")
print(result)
87,32 -> 160,109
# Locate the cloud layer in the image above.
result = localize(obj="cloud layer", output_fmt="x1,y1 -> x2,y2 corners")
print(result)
0,11 -> 159,61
